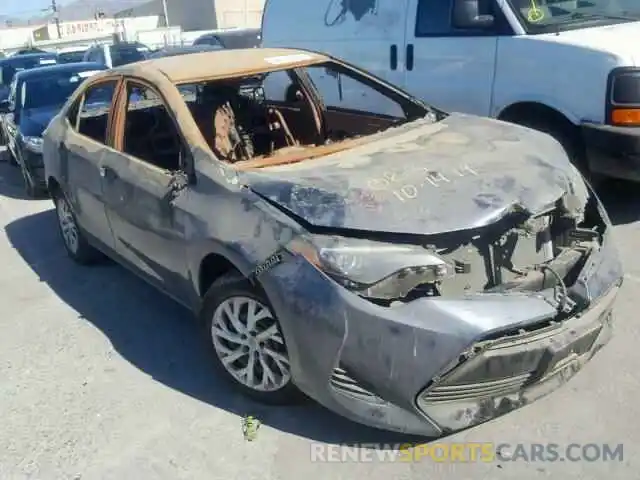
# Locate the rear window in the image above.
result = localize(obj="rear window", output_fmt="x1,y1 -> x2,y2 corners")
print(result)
109,45 -> 148,66
0,56 -> 57,86
58,51 -> 86,63
194,35 -> 223,47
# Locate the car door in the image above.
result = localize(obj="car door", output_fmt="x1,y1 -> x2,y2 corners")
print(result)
404,0 -> 505,116
61,79 -> 120,252
100,78 -> 190,303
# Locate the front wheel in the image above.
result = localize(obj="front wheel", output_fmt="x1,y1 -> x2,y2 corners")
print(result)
53,190 -> 103,265
201,272 -> 304,405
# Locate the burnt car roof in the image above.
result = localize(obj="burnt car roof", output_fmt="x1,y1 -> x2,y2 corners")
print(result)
111,47 -> 328,83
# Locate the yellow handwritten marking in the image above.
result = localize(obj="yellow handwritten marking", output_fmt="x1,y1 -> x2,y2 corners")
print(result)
527,0 -> 544,22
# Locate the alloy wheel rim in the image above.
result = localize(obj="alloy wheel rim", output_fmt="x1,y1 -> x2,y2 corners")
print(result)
57,197 -> 79,254
211,296 -> 291,392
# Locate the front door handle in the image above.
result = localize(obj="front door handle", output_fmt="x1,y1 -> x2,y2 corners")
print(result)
99,166 -> 107,177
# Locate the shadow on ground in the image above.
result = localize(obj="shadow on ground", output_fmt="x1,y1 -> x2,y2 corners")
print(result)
0,153 -> 33,201
4,208 -> 429,446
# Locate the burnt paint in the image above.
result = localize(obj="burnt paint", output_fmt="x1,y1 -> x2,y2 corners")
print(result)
241,114 -> 581,236
41,61 -> 623,437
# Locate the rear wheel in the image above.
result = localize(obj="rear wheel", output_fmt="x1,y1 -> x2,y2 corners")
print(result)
200,272 -> 304,405
52,189 -> 103,265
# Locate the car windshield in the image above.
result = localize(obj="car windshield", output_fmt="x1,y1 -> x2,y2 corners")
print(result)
22,69 -> 100,110
110,44 -> 148,66
509,0 -> 640,33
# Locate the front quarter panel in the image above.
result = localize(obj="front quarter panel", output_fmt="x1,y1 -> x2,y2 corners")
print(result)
43,114 -> 65,189
493,36 -> 627,124
183,155 -> 307,306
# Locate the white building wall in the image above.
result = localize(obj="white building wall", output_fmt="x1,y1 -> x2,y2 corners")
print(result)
0,26 -> 39,51
215,0 -> 266,29
118,0 -> 266,31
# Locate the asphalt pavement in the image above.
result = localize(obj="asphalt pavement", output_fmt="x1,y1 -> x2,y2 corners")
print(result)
1,151 -> 639,480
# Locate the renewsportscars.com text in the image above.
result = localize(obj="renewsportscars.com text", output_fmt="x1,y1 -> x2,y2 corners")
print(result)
310,442 -> 624,463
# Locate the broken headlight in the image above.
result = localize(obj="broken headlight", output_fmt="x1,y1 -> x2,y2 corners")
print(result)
286,235 -> 455,300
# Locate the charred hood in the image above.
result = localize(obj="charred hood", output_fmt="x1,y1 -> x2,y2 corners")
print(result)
241,114 -> 588,236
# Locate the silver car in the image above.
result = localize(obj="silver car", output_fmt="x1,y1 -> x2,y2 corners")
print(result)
42,47 -> 623,436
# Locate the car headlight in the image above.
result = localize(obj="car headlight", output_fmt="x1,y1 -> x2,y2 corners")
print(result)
23,136 -> 43,153
607,67 -> 640,126
286,235 -> 455,300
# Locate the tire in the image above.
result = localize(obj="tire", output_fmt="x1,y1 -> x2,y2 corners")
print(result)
52,189 -> 103,265
200,272 -> 304,405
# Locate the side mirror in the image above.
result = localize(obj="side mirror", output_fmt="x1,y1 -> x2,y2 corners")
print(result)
0,100 -> 10,114
452,0 -> 495,29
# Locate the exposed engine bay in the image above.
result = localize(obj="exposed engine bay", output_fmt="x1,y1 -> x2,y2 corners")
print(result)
399,192 -> 606,318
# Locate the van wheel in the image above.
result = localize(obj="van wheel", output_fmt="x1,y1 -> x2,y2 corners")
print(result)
200,272 -> 305,405
52,190 -> 104,265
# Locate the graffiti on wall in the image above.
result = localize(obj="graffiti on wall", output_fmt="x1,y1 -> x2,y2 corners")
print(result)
324,0 -> 379,26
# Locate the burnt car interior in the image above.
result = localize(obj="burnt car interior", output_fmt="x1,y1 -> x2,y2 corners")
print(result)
130,61 -> 434,171
89,61 -> 433,174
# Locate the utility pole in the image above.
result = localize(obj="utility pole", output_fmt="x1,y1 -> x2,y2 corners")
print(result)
51,0 -> 62,39
161,0 -> 170,27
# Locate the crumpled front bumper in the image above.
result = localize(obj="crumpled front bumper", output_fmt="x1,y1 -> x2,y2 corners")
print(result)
262,230 -> 623,437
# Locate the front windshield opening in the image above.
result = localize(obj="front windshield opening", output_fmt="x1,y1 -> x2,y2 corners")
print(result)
171,60 -> 436,169
23,70 -> 98,110
508,0 -> 640,33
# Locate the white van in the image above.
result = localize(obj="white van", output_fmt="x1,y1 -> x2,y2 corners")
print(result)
262,0 -> 640,182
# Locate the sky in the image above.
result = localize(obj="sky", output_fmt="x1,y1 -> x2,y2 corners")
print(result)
3,0 -> 55,18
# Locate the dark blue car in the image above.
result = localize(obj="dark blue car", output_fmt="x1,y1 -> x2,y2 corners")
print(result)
0,52 -> 58,147
0,62 -> 106,196
0,52 -> 58,104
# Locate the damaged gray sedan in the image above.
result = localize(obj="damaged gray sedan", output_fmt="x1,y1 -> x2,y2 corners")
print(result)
42,48 -> 623,437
